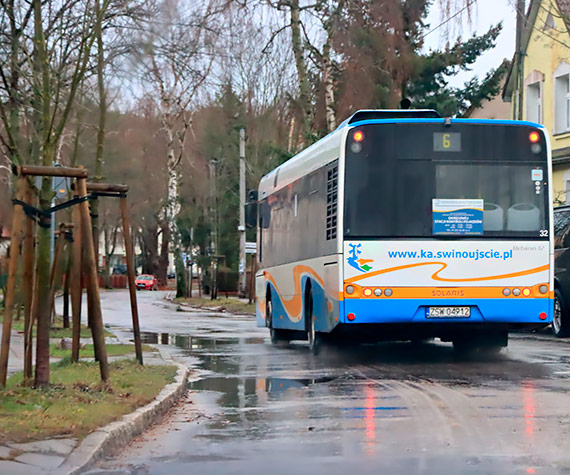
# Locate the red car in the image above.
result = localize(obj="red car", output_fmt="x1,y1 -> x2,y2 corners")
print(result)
135,274 -> 158,291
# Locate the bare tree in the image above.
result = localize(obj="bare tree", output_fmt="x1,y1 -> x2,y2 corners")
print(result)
131,0 -> 223,290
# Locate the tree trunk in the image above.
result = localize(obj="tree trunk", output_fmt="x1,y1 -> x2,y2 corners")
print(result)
290,0 -> 313,143
91,0 -> 107,269
34,180 -> 54,387
7,0 -> 21,164
140,225 -> 159,275
33,0 -> 53,386
322,38 -> 336,132
157,219 -> 169,286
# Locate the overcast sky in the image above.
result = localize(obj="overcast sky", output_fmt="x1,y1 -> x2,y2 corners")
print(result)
424,0 -> 517,88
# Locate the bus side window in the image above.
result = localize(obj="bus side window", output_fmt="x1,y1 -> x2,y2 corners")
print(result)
258,201 -> 271,263
259,217 -> 263,262
260,202 -> 271,228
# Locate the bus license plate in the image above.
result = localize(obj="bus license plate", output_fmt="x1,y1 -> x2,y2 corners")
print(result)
427,306 -> 471,318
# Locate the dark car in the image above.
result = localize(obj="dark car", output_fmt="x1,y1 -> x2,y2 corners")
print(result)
553,205 -> 570,336
112,264 -> 128,275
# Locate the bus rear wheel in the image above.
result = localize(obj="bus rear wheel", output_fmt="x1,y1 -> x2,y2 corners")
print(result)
453,330 -> 507,355
553,289 -> 569,337
266,293 -> 290,345
305,289 -> 321,355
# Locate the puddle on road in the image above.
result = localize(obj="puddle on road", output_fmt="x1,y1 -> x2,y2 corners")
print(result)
191,375 -> 335,403
141,331 -> 238,349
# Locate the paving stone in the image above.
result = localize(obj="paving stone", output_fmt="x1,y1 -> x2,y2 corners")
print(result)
0,445 -> 17,458
8,438 -> 77,456
14,452 -> 65,470
0,459 -> 48,474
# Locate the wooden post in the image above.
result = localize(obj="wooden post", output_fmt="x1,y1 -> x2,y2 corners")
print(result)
63,261 -> 70,329
76,177 -> 108,381
71,205 -> 82,362
22,181 -> 36,384
120,196 -> 143,365
48,226 -> 67,324
0,176 -> 26,387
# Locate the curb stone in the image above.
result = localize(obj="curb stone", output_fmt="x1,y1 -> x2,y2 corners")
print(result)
55,355 -> 188,475
164,293 -> 255,317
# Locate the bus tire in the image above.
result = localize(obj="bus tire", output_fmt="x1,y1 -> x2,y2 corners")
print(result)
266,290 -> 289,345
553,289 -> 569,337
452,337 -> 477,356
478,330 -> 508,354
305,287 -> 320,355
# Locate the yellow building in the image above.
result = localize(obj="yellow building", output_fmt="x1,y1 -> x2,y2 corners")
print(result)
503,0 -> 570,204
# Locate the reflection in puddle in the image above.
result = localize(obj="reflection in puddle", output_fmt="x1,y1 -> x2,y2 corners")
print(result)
141,331 -> 237,349
365,383 -> 376,454
523,381 -> 536,438
190,376 -> 335,404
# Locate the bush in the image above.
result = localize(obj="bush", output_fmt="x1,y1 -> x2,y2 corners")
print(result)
217,266 -> 238,292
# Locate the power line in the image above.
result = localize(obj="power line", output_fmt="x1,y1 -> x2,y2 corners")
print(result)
423,0 -> 479,39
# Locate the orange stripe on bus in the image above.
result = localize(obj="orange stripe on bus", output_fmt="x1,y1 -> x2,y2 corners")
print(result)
344,283 -> 551,299
345,262 -> 550,284
262,266 -> 326,320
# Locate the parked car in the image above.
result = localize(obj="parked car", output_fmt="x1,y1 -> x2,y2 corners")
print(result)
112,264 -> 128,275
553,206 -> 570,336
135,274 -> 158,291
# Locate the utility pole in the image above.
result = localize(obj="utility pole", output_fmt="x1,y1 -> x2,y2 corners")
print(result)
238,128 -> 246,298
515,0 -> 526,120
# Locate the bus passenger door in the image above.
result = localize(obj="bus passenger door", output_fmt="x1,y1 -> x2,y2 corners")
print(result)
323,260 -> 341,332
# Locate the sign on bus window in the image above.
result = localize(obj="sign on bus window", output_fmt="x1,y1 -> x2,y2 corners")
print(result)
433,199 -> 484,235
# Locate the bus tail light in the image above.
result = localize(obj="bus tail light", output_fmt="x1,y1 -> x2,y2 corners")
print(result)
539,285 -> 548,294
374,288 -> 382,297
529,131 -> 540,143
522,288 -> 531,297
539,312 -> 547,320
353,131 -> 364,142
346,285 -> 355,295
384,288 -> 393,297
512,288 -> 521,296
347,313 -> 356,321
503,288 -> 511,296
363,288 -> 372,297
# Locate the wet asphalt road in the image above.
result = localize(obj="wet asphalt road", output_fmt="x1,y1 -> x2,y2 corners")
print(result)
87,290 -> 570,475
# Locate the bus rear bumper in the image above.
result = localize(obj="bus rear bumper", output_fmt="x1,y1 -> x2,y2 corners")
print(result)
342,297 -> 553,326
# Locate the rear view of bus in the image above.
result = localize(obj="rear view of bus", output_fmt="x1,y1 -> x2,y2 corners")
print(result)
342,118 -> 553,351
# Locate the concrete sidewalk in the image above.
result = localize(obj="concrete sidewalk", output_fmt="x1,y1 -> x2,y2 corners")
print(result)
0,324 -> 27,377
0,325 -> 172,474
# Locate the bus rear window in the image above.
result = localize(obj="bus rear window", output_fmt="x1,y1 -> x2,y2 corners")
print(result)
343,123 -> 549,239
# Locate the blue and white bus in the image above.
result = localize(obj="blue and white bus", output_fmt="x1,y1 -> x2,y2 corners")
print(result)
251,110 -> 553,353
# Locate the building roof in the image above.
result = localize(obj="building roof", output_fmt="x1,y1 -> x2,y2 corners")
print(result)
503,0 -> 570,101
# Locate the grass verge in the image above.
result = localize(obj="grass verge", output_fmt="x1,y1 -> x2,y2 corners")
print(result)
0,359 -> 177,444
49,343 -> 157,359
1,314 -> 114,339
176,297 -> 255,315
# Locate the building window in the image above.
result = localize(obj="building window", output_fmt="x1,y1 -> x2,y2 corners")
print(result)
555,74 -> 570,133
526,82 -> 542,123
544,11 -> 556,30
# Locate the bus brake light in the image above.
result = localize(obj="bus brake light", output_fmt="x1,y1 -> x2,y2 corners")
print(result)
353,131 -> 364,142
529,131 -> 540,143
